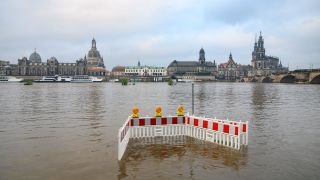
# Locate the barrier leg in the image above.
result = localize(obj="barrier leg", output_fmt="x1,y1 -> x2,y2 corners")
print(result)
234,137 -> 238,149
226,134 -> 230,147
230,136 -> 233,148
222,134 -> 225,145
246,121 -> 249,145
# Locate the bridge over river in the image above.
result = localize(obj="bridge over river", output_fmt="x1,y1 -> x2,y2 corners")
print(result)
242,69 -> 320,84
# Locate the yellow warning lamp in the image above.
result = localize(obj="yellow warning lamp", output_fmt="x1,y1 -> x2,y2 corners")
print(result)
132,106 -> 139,118
155,106 -> 162,117
177,105 -> 184,116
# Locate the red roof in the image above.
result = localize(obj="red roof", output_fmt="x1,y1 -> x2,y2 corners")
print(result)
87,67 -> 106,72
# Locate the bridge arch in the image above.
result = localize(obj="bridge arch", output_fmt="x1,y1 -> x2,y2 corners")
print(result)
262,76 -> 273,83
310,74 -> 320,84
280,75 -> 295,83
251,78 -> 257,82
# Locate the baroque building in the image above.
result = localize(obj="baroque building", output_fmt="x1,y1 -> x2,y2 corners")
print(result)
218,53 -> 252,80
0,60 -> 10,75
29,50 -> 42,63
218,53 -> 239,80
87,38 -> 106,76
2,38 -> 106,76
16,55 -> 87,76
167,48 -> 216,76
250,32 -> 287,76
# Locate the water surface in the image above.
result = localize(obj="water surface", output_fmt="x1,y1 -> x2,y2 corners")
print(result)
0,82 -> 319,179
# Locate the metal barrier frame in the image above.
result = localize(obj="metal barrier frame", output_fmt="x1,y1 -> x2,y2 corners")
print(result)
118,114 -> 249,160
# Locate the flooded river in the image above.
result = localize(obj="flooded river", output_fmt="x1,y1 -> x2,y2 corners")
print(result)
0,82 -> 319,179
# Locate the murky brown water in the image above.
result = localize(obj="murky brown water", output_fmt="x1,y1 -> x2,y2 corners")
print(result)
0,82 -> 319,180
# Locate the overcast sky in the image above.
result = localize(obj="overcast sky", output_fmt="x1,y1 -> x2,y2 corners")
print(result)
0,0 -> 319,70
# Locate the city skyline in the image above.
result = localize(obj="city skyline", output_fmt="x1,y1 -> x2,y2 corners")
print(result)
1,0 -> 320,70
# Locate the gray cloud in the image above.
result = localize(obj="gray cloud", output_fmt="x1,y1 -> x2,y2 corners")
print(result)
0,0 -> 319,70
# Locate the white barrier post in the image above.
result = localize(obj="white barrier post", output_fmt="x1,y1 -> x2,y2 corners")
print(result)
246,121 -> 249,145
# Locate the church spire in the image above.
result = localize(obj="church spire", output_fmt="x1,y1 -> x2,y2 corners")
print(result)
92,37 -> 96,49
229,52 -> 233,60
255,33 -> 257,43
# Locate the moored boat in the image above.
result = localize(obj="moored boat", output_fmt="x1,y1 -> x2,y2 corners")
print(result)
109,78 -> 119,82
35,75 -> 71,82
90,76 -> 104,82
0,76 -> 24,82
60,76 -> 72,82
36,76 -> 58,82
71,75 -> 93,83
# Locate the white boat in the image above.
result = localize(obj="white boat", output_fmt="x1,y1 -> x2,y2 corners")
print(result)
177,78 -> 202,83
109,79 -> 119,82
60,76 -> 72,82
90,76 -> 104,82
36,75 -> 71,82
0,76 -> 24,82
71,75 -> 93,83
177,78 -> 194,83
37,76 -> 57,82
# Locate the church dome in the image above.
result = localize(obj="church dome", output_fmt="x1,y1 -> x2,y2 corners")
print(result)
199,48 -> 205,53
87,38 -> 104,68
29,50 -> 42,63
88,38 -> 101,58
88,49 -> 101,58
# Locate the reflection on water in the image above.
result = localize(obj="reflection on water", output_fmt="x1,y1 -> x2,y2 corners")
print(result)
118,136 -> 248,179
0,83 -> 320,180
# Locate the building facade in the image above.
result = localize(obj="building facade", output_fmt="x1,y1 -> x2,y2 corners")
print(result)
2,38 -> 105,77
14,54 -> 87,76
87,38 -> 106,76
250,32 -> 287,76
0,60 -> 10,75
125,61 -> 167,77
218,53 -> 251,80
167,48 -> 216,76
218,53 -> 239,80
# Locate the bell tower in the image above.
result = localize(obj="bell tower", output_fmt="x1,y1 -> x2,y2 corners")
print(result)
252,31 -> 266,68
199,48 -> 205,65
256,31 -> 265,59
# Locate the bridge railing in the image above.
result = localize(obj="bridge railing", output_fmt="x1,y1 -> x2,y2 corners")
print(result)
118,114 -> 249,160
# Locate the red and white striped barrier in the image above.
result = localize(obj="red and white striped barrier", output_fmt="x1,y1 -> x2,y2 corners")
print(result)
130,116 -> 185,126
118,114 -> 249,160
118,117 -> 131,160
186,115 -> 248,149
